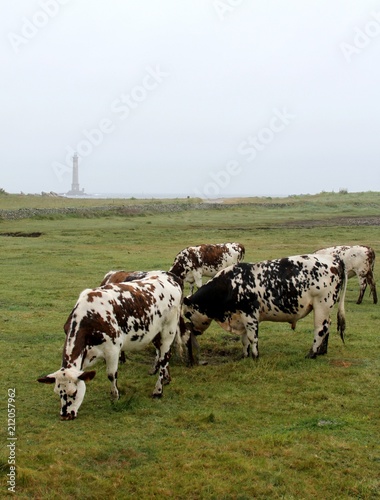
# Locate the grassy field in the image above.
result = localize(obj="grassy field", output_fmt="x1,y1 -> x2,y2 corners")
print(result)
0,192 -> 379,499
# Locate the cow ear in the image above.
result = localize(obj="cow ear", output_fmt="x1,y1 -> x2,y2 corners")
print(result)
78,370 -> 96,382
37,375 -> 56,384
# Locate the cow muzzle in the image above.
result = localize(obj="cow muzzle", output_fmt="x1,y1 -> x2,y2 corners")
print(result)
60,412 -> 77,421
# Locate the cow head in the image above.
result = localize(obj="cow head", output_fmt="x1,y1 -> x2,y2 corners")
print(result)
182,297 -> 212,336
38,368 -> 96,420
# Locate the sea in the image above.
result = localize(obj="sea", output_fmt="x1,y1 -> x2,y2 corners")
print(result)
63,192 -> 285,200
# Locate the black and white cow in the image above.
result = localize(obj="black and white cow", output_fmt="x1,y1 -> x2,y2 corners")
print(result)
182,254 -> 347,360
38,271 -> 183,420
314,245 -> 377,304
169,242 -> 245,293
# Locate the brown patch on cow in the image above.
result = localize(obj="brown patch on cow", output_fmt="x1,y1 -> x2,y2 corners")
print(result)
87,291 -> 104,302
64,312 -> 109,366
63,311 -> 73,335
365,246 -> 376,268
100,271 -> 136,286
330,266 -> 339,275
199,244 -> 229,267
169,259 -> 187,278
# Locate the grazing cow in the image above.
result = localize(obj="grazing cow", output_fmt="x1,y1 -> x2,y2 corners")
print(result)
62,271 -> 161,335
314,245 -> 377,304
38,271 -> 183,420
169,242 -> 245,292
99,269 -> 188,364
182,254 -> 347,360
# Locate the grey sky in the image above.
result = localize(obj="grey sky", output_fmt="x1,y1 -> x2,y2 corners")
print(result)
2,0 -> 380,198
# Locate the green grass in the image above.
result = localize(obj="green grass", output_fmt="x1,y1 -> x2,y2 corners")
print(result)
0,193 -> 379,499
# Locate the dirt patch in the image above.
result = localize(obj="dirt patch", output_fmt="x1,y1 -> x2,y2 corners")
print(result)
329,360 -> 353,368
0,232 -> 43,237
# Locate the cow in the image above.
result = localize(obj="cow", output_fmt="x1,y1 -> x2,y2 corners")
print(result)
38,271 -> 183,420
182,254 -> 347,361
62,271 -> 158,336
99,269 -> 188,364
314,245 -> 377,304
169,242 -> 245,293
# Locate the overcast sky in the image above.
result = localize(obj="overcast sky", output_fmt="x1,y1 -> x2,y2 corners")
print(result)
2,1 -> 380,198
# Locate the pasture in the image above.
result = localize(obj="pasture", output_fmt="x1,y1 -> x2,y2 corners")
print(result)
1,192 -> 379,499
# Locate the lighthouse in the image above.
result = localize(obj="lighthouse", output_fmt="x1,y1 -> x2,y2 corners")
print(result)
67,152 -> 84,195
71,152 -> 80,192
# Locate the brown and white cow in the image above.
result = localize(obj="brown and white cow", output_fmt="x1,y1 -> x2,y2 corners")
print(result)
169,242 -> 245,293
62,271 -> 160,335
38,271 -> 183,420
314,245 -> 377,304
99,269 -> 188,364
182,254 -> 347,361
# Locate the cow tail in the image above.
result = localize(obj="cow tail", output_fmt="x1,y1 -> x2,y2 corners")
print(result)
337,262 -> 347,343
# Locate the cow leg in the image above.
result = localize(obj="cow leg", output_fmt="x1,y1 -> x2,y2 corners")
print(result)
306,309 -> 330,358
356,273 -> 368,304
150,337 -> 172,383
187,272 -> 198,294
241,319 -> 259,359
151,332 -> 175,398
105,351 -> 120,400
187,330 -> 200,366
194,272 -> 203,290
149,336 -> 163,376
318,330 -> 329,355
367,271 -> 378,304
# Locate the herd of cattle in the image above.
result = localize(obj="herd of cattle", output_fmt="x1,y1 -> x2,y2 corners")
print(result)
38,243 -> 377,420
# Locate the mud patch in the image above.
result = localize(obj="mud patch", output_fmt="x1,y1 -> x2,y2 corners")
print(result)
329,360 -> 353,368
0,231 -> 43,238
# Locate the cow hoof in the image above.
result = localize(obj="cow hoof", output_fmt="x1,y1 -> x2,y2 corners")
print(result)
152,392 -> 163,399
305,351 -> 317,359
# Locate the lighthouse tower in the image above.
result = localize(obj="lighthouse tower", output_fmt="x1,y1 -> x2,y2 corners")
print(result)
67,152 -> 84,195
71,153 -> 80,193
